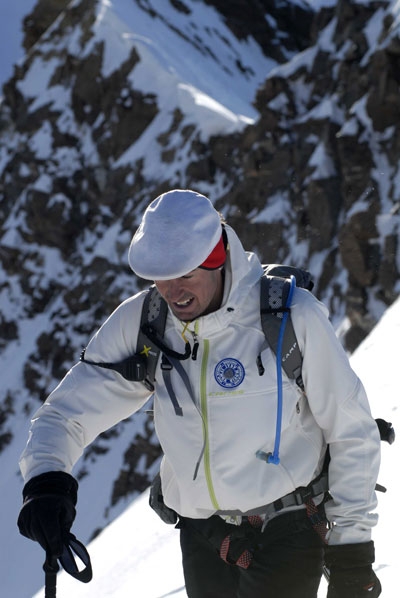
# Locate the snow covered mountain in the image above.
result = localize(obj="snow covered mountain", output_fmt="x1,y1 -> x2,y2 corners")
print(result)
0,1 -> 399,596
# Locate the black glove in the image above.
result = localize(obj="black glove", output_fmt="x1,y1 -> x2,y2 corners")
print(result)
325,541 -> 381,598
17,471 -> 78,557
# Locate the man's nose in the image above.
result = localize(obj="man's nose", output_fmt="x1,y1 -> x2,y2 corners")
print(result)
165,279 -> 183,301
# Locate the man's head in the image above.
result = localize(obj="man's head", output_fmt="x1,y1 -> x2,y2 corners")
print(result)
129,189 -> 226,320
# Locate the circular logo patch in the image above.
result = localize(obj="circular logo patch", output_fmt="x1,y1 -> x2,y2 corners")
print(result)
214,358 -> 245,389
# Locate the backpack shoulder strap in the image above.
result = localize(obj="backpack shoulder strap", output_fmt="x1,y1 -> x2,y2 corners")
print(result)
260,266 -> 308,391
136,285 -> 168,391
80,286 -> 168,390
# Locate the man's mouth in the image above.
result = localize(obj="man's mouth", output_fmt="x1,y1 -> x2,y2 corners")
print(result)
174,297 -> 194,308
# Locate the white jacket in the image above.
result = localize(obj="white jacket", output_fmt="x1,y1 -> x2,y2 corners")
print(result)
19,226 -> 380,545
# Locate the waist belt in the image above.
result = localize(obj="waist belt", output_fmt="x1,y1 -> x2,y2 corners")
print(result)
215,469 -> 329,520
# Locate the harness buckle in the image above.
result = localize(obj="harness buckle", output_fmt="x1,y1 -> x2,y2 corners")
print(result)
161,355 -> 173,371
293,486 -> 313,506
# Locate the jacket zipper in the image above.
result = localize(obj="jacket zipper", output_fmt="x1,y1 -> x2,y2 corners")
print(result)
200,339 -> 220,510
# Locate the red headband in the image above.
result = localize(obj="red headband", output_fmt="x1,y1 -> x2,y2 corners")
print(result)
199,234 -> 226,270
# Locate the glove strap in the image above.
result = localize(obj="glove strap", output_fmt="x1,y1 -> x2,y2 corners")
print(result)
59,533 -> 92,583
43,532 -> 92,596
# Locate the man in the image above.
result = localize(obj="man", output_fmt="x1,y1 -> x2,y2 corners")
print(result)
18,189 -> 381,597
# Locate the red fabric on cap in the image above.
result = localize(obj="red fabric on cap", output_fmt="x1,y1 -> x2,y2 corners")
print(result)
200,234 -> 226,270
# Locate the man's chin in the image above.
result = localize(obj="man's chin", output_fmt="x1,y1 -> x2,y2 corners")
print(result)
174,312 -> 198,322
171,306 -> 201,321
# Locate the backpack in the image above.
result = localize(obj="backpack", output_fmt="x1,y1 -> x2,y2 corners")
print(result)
80,264 -> 395,447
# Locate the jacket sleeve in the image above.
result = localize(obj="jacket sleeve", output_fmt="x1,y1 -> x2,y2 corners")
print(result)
291,288 -> 381,545
19,292 -> 152,482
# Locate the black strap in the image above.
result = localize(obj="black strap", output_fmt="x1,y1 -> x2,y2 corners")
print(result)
59,533 -> 92,583
141,322 -> 191,362
263,264 -> 314,291
80,349 -> 147,382
376,418 -> 395,444
161,356 -> 183,416
215,468 -> 330,519
260,274 -> 305,391
137,286 -> 169,389
43,533 -> 92,596
79,286 -> 170,391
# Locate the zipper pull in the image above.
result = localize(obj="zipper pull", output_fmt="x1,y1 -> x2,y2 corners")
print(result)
191,332 -> 199,360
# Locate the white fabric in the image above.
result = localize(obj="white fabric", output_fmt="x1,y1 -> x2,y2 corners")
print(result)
19,225 -> 381,546
128,189 -> 222,280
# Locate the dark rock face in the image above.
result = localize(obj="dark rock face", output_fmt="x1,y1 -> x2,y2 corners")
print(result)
22,0 -> 71,51
198,0 -> 399,351
204,0 -> 315,59
1,0 -> 399,512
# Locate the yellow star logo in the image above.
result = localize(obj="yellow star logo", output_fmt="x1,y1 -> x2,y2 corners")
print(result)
140,344 -> 152,357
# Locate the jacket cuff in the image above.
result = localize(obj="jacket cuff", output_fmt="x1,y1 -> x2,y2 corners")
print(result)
324,541 -> 375,570
22,471 -> 78,505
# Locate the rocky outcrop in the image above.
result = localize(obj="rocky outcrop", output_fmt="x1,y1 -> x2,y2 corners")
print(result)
22,0 -> 70,51
204,0 -> 315,59
182,0 -> 400,350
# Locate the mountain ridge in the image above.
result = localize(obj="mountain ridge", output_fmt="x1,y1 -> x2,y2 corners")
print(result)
0,2 -> 399,595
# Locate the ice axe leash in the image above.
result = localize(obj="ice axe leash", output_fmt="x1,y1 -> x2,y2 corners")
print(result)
43,533 -> 92,597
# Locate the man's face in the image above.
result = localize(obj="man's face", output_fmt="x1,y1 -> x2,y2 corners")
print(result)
155,268 -> 224,321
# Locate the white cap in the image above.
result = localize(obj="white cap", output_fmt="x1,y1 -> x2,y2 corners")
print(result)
128,189 -> 223,280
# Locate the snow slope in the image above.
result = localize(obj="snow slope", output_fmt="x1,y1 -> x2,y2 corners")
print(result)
31,296 -> 400,598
